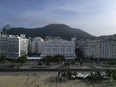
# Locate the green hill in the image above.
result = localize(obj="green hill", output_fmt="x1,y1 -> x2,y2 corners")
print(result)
6,24 -> 93,40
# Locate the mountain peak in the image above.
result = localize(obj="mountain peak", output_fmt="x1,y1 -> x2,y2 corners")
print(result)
43,24 -> 71,29
3,24 -> 11,30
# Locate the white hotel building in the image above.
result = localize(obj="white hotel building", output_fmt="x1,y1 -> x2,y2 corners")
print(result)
40,37 -> 76,60
0,34 -> 28,59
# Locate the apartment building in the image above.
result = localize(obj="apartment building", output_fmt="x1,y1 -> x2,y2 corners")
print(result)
83,39 -> 116,59
0,34 -> 28,59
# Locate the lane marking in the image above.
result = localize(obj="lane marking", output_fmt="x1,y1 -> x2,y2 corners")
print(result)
9,82 -> 15,87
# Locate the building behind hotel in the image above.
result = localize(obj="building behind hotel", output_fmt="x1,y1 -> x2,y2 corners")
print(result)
28,37 -> 43,54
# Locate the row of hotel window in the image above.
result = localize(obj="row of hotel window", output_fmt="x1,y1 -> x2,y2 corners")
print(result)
42,48 -> 75,52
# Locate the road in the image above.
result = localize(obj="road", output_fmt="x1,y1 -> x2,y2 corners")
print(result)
0,68 -> 107,72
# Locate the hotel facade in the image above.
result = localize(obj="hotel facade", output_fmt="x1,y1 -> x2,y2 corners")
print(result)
40,37 -> 76,60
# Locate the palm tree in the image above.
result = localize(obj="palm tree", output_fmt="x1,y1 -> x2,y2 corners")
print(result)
58,71 -> 61,77
61,70 -> 66,77
106,69 -> 112,79
73,71 -> 77,77
67,69 -> 72,79
96,70 -> 103,83
112,69 -> 116,81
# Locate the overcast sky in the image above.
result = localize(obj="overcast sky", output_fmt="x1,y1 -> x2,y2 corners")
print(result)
0,0 -> 116,36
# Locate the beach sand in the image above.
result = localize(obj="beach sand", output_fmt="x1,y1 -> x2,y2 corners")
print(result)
0,73 -> 115,87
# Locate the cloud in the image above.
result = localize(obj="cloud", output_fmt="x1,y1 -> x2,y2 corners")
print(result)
0,0 -> 116,36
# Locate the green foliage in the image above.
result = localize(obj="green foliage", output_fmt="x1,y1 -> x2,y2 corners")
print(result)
61,70 -> 66,77
38,62 -> 42,67
45,55 -> 65,63
96,71 -> 103,82
71,61 -> 75,66
9,58 -> 16,65
45,62 -> 51,67
73,71 -> 77,77
105,69 -> 116,80
64,62 -> 70,68
58,71 -> 61,77
17,56 -> 27,64
58,69 -> 72,79
46,55 -> 53,62
107,61 -> 116,67
0,55 -> 7,63
80,62 -> 83,66
67,69 -> 72,79
106,69 -> 112,79
113,75 -> 116,80
103,62 -> 107,66
89,71 -> 103,83
54,55 -> 65,63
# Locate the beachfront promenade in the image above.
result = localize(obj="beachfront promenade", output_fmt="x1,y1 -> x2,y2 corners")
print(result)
0,61 -> 113,76
0,61 -> 114,72
0,61 -> 115,87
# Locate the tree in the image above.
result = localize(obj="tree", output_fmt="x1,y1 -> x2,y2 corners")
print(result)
61,70 -> 66,77
73,71 -> 77,77
112,69 -> 116,80
17,56 -> 27,65
38,62 -> 42,67
80,62 -> 83,66
64,62 -> 70,68
58,71 -> 61,77
71,61 -> 75,66
103,62 -> 107,66
106,69 -> 112,79
96,70 -> 103,83
46,55 -> 53,62
0,55 -> 7,63
112,74 -> 116,80
111,61 -> 116,67
96,62 -> 98,67
10,58 -> 16,65
108,62 -> 112,67
54,55 -> 65,64
45,62 -> 51,67
67,69 -> 72,79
